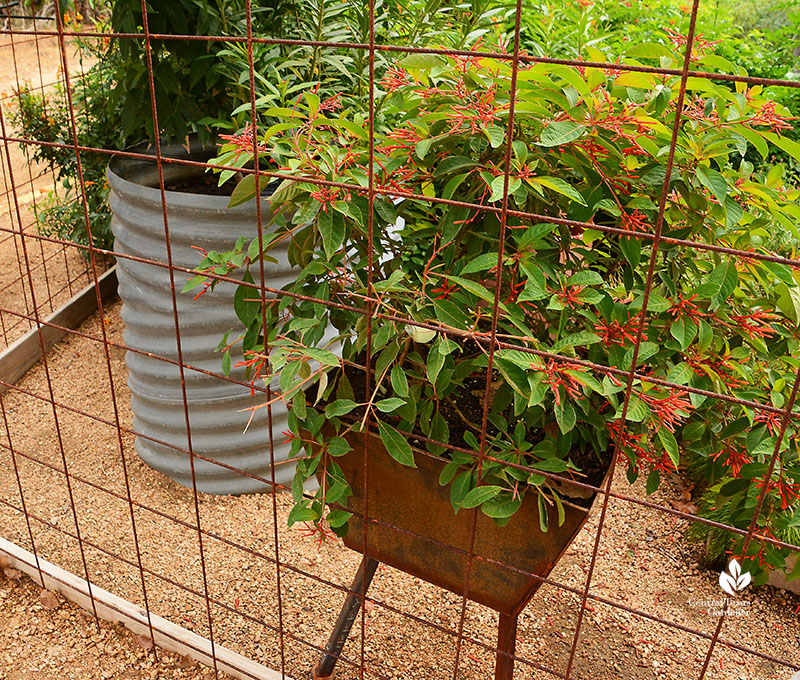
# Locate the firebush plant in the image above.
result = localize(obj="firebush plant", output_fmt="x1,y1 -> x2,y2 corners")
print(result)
190,41 -> 800,584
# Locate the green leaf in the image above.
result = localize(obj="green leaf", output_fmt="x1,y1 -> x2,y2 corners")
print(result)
537,493 -> 549,532
481,495 -> 522,519
462,252 -> 498,274
554,400 -> 576,433
327,509 -> 353,528
391,365 -> 409,398
666,362 -> 693,385
657,429 -> 679,469
450,470 -> 473,512
531,176 -> 587,205
228,173 -> 257,208
489,175 -> 521,202
484,125 -> 505,148
461,485 -> 503,509
234,281 -> 261,327
183,274 -> 208,293
734,126 -> 768,159
538,121 -> 586,147
377,420 -> 416,467
398,52 -> 446,69
696,166 -> 727,205
762,131 -> 800,165
710,261 -> 738,308
669,316 -> 697,350
288,504 -> 318,526
646,468 -> 660,495
325,399 -> 359,417
375,397 -> 405,413
566,270 -> 603,286
328,437 -> 352,457
319,209 -> 346,260
432,299 -> 468,329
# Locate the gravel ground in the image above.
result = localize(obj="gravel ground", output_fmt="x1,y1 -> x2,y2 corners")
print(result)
0,557 -> 216,680
0,300 -> 798,680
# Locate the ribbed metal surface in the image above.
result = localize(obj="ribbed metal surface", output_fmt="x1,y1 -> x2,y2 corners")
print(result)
108,141 -> 295,494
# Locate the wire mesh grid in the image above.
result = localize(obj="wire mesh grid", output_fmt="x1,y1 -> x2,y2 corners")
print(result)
0,1 -> 799,679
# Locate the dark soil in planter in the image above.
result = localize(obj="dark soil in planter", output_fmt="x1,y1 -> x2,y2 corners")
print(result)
165,173 -> 235,196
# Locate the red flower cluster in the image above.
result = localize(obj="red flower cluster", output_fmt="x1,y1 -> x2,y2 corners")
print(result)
753,476 -> 800,510
539,360 -> 588,406
607,421 -> 675,474
380,65 -> 411,93
444,86 -> 506,135
309,186 -> 344,212
594,313 -> 646,347
219,122 -> 267,161
639,390 -> 693,432
749,100 -> 797,134
556,284 -> 585,308
235,350 -> 267,395
709,442 -> 752,476
729,309 -> 780,339
664,28 -> 721,60
619,209 -> 650,232
684,352 -> 746,390
298,520 -> 338,550
754,409 -> 784,436
668,294 -> 706,326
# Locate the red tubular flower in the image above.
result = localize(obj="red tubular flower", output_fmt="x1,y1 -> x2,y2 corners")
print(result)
684,352 -> 746,390
619,209 -> 650,232
309,186 -> 342,212
319,94 -> 342,112
430,281 -> 458,300
749,100 -> 797,134
640,390 -> 693,432
298,520 -> 338,550
539,360 -> 587,406
556,284 -> 585,308
753,477 -> 800,510
729,309 -> 781,339
219,122 -> 267,161
754,410 -> 784,436
235,350 -> 267,395
709,442 -> 752,477
594,313 -> 647,347
667,294 -> 708,326
379,65 -> 411,93
664,28 -> 721,60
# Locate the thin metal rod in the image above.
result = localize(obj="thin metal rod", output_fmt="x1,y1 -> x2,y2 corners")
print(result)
315,556 -> 380,680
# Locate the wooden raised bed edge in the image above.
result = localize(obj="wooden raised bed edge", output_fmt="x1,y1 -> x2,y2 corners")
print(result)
0,266 -> 118,394
0,536 -> 287,680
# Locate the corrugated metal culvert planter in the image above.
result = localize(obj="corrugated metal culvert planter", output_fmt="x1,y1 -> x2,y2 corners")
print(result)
108,140 -> 295,494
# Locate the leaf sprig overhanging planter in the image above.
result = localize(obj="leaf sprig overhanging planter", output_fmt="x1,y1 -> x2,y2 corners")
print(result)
194,41 -> 800,584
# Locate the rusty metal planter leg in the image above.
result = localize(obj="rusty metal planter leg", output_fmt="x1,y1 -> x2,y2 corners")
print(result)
495,613 -> 518,680
313,556 -> 379,680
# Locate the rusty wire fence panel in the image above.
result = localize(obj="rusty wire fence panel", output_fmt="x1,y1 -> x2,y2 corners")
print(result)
0,15 -> 101,349
0,1 -> 798,679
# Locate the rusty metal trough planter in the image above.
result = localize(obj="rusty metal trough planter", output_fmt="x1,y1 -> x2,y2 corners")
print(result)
313,425 -> 604,680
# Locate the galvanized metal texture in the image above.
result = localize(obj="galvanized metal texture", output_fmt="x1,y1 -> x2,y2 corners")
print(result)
108,139 -> 296,494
